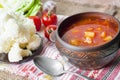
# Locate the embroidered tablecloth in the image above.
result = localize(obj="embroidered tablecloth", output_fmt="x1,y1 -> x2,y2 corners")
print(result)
0,15 -> 120,80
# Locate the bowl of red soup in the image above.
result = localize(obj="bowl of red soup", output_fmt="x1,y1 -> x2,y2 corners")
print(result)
55,12 -> 120,70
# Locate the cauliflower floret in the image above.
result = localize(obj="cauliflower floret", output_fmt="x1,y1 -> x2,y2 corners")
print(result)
0,38 -> 15,53
0,11 -> 41,62
8,43 -> 22,62
21,49 -> 32,57
8,42 -> 32,62
27,34 -> 41,51
0,11 -> 36,53
0,18 -> 19,53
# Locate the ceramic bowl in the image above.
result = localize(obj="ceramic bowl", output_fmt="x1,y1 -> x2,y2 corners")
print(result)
55,12 -> 120,70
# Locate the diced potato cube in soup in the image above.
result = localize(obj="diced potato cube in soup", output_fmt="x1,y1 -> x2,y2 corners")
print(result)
104,36 -> 112,41
70,39 -> 81,46
84,37 -> 92,44
84,31 -> 95,38
100,32 -> 106,38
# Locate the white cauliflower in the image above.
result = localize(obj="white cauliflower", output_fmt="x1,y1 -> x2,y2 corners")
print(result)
8,43 -> 23,62
27,34 -> 41,51
8,42 -> 32,62
0,10 -> 41,62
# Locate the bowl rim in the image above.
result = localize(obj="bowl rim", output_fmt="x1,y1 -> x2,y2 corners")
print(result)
56,12 -> 120,52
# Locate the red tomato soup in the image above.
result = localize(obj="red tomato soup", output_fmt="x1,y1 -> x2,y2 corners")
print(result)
62,18 -> 118,46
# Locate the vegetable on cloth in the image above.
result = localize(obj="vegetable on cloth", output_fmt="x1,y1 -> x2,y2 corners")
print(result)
42,11 -> 57,27
0,11 -> 42,62
44,25 -> 57,42
29,16 -> 41,31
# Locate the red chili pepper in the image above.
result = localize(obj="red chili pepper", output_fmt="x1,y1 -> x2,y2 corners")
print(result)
44,25 -> 57,42
29,16 -> 41,31
42,11 -> 57,27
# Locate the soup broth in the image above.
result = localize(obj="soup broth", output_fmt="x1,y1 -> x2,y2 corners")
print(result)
62,18 -> 118,47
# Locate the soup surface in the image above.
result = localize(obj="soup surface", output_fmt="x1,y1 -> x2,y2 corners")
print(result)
62,18 -> 118,46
